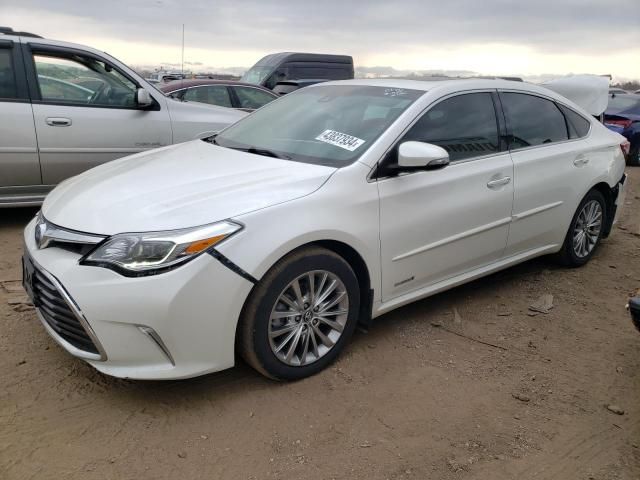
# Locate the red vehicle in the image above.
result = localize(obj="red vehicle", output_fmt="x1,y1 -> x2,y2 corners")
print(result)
159,79 -> 278,112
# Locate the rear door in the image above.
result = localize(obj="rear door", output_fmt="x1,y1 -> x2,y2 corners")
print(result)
0,39 -> 41,187
500,91 -> 594,256
23,43 -> 172,185
378,91 -> 514,300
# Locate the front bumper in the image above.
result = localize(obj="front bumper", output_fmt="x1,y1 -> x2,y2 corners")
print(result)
23,218 -> 254,379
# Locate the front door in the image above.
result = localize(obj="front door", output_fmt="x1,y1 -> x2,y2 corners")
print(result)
25,46 -> 172,185
378,92 -> 514,301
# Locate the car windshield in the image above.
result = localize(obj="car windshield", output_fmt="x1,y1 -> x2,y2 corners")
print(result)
213,84 -> 424,167
608,95 -> 640,113
241,66 -> 274,85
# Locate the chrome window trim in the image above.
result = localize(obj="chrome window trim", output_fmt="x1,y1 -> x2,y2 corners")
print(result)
368,86 -> 596,183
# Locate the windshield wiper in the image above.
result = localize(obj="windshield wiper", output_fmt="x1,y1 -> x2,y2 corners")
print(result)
245,147 -> 290,160
203,138 -> 290,160
204,134 -> 219,145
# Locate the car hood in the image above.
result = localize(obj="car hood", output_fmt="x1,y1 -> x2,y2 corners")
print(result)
42,140 -> 336,235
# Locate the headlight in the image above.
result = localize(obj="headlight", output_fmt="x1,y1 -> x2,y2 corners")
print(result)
80,220 -> 242,276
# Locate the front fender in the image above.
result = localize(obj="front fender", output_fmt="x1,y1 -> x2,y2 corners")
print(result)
215,165 -> 381,304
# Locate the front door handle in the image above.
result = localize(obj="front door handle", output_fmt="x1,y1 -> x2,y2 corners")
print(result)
573,154 -> 589,166
45,117 -> 72,127
487,176 -> 511,189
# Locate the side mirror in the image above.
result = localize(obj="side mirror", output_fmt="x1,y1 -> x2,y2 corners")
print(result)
397,141 -> 450,170
136,88 -> 154,108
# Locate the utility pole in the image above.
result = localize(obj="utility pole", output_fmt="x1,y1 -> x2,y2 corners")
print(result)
181,24 -> 185,85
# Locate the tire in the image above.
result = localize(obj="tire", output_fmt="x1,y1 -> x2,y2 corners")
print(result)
557,189 -> 607,267
238,246 -> 360,381
627,148 -> 640,167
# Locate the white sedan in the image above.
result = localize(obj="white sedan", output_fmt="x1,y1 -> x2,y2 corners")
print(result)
23,79 -> 627,380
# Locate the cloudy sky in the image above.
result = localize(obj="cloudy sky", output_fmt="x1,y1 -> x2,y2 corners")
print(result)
2,0 -> 639,80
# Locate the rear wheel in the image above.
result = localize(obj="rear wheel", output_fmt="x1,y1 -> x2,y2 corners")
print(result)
238,247 -> 360,380
557,189 -> 607,267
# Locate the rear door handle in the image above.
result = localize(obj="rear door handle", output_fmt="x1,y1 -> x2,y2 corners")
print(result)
487,176 -> 511,189
573,154 -> 589,166
45,117 -> 72,127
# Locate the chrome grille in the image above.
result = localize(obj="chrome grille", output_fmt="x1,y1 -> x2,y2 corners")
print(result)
32,267 -> 99,355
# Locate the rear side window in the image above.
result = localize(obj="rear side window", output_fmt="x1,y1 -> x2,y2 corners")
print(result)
0,48 -> 18,99
183,85 -> 232,108
501,92 -> 568,149
233,86 -> 276,110
558,104 -> 591,138
402,92 -> 500,161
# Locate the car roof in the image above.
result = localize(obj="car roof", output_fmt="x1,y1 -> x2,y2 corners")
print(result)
316,78 -> 567,96
158,79 -> 276,93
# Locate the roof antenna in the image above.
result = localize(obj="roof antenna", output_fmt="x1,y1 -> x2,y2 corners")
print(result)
181,24 -> 185,88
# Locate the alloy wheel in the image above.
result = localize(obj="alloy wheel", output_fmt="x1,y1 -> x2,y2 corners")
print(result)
268,270 -> 349,366
572,199 -> 603,258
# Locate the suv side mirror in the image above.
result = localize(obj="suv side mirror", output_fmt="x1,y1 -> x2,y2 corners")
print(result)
397,141 -> 450,170
136,88 -> 154,108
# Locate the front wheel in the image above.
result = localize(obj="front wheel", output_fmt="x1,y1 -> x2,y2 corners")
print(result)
238,247 -> 360,380
557,189 -> 607,267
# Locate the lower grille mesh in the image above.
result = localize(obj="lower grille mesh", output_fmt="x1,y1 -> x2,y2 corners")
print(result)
32,268 -> 99,354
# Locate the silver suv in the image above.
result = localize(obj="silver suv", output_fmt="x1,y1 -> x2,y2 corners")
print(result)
0,27 -> 246,207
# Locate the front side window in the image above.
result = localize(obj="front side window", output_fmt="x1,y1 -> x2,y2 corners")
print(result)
214,85 -> 424,167
33,54 -> 138,108
0,48 -> 18,99
233,86 -> 276,110
401,92 -> 499,161
183,85 -> 232,108
501,92 -> 568,149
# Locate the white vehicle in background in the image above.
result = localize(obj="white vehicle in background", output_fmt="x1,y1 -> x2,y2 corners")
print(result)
23,79 -> 627,381
0,27 -> 246,207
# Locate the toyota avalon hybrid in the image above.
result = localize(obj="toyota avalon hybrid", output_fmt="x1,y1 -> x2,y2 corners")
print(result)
23,79 -> 627,380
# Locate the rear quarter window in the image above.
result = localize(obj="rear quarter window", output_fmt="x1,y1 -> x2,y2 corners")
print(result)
558,104 -> 591,139
501,92 -> 569,150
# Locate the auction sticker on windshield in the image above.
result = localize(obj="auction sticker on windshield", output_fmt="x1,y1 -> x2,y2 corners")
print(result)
315,130 -> 365,152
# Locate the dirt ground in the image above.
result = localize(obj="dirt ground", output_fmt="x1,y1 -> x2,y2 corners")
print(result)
1,170 -> 639,480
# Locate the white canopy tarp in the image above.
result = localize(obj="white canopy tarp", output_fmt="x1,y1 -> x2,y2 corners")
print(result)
542,75 -> 610,116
